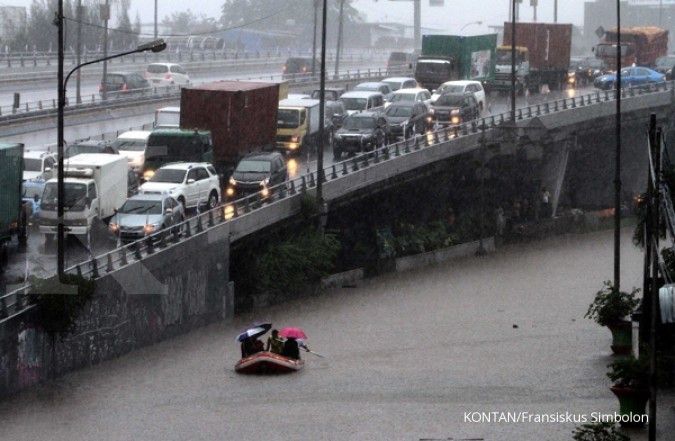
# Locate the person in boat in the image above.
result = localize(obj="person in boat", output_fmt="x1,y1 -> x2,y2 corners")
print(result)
241,336 -> 264,358
281,336 -> 300,360
266,329 -> 284,354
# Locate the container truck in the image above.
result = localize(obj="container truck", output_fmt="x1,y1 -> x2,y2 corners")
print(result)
276,97 -> 324,154
595,27 -> 668,70
490,22 -> 572,94
0,143 -> 28,270
38,154 -> 128,242
179,80 -> 280,176
414,34 -> 497,91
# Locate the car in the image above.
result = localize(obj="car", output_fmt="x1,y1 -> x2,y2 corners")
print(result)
226,152 -> 288,201
353,82 -> 393,100
593,66 -> 666,90
100,72 -> 150,98
65,140 -> 118,158
282,57 -> 318,79
333,112 -> 389,160
430,81 -> 486,113
139,162 -> 221,210
654,55 -> 675,80
381,77 -> 418,92
23,150 -> 56,181
108,193 -> 185,243
429,93 -> 480,127
339,91 -> 386,115
385,87 -> 432,110
144,63 -> 190,86
567,56 -> 604,87
310,87 -> 345,101
383,102 -> 429,141
111,130 -> 151,175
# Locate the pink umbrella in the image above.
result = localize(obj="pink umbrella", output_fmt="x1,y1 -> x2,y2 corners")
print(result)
279,327 -> 307,340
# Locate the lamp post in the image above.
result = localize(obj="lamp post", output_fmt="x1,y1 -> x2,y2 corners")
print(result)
334,0 -> 345,77
614,0 -> 622,292
312,0 -> 319,78
55,17 -> 166,278
511,0 -> 517,121
100,0 -> 110,101
317,0 -> 328,231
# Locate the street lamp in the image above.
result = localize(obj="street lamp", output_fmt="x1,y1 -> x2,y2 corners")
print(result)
55,4 -> 166,279
460,21 -> 483,32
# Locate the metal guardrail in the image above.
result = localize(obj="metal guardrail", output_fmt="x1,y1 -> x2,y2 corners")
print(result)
2,81 -> 673,322
0,65 -> 406,120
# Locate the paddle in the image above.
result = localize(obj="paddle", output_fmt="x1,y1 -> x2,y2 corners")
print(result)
301,346 -> 325,358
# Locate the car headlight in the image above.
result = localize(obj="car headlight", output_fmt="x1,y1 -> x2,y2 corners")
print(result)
144,224 -> 159,235
429,108 -> 435,115
109,222 -> 119,233
226,187 -> 235,196
143,169 -> 155,180
229,176 -> 236,186
451,109 -> 460,115
290,135 -> 299,143
261,178 -> 270,186
451,116 -> 461,125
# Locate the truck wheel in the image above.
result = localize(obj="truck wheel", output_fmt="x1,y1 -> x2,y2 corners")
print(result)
207,191 -> 218,210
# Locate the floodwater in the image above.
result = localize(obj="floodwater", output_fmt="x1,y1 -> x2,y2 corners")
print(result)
0,228 -> 648,440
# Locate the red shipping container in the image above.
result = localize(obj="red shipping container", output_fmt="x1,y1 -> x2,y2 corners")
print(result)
503,22 -> 572,72
180,81 -> 279,168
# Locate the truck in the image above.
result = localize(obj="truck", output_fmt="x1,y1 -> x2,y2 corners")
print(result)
490,22 -> 573,94
0,143 -> 28,270
154,106 -> 180,128
38,154 -> 128,243
595,27 -> 668,70
414,34 -> 497,91
180,80 -> 280,175
276,97 -> 324,154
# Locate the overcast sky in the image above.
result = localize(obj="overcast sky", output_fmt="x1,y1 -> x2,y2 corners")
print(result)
2,0 -> 590,33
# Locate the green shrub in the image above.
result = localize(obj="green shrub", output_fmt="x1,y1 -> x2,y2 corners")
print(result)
572,422 -> 629,441
257,228 -> 340,296
607,355 -> 650,389
584,281 -> 640,327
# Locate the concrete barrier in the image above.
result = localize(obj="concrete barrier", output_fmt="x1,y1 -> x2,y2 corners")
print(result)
395,238 -> 496,273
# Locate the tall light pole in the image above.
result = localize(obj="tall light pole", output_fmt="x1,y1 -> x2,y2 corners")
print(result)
413,0 -> 421,50
317,0 -> 327,222
55,36 -> 167,279
511,0 -> 517,121
154,0 -> 158,39
100,0 -> 110,101
75,0 -> 83,104
312,0 -> 318,77
614,0 -> 622,292
335,0 -> 345,77
554,0 -> 558,23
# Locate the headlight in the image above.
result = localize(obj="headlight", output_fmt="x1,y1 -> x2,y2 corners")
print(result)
109,222 -> 119,233
144,224 -> 159,235
260,187 -> 270,198
451,116 -> 461,125
429,108 -> 435,115
226,187 -> 235,196
290,135 -> 299,143
143,169 -> 155,180
451,109 -> 460,115
229,176 -> 236,186
261,178 -> 270,186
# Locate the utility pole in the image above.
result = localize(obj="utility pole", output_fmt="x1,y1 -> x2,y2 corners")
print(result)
554,0 -> 558,23
75,0 -> 83,104
614,0 -> 622,291
317,0 -> 327,232
101,0 -> 110,100
334,0 -> 345,77
154,0 -> 158,39
57,0 -> 65,279
648,122 -> 660,441
511,0 -> 516,121
532,0 -> 537,22
312,0 -> 318,78
413,0 -> 421,50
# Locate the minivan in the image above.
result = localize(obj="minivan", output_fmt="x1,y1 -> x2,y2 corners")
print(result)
339,91 -> 385,116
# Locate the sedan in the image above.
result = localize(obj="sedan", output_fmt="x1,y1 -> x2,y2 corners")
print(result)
594,66 -> 665,90
429,93 -> 480,127
109,193 -> 184,243
383,102 -> 428,141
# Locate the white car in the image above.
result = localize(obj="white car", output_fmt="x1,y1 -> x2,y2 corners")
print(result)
111,130 -> 151,174
381,77 -> 418,92
23,150 -> 56,181
339,91 -> 385,115
139,162 -> 221,210
144,63 -> 190,86
431,80 -> 487,113
385,87 -> 432,110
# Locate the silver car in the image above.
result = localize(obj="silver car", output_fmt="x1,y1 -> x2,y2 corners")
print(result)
109,193 -> 184,243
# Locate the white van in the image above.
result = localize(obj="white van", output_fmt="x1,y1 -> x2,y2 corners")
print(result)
339,91 -> 385,116
111,130 -> 151,174
38,154 -> 128,241
154,106 -> 180,128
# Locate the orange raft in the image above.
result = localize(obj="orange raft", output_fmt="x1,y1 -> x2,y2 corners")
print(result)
235,351 -> 305,374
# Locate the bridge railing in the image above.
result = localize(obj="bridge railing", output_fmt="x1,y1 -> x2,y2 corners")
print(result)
0,66 -> 410,119
2,80 -> 673,323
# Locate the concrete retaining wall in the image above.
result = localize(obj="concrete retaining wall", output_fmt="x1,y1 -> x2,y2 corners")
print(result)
0,231 -> 231,398
395,238 -> 495,273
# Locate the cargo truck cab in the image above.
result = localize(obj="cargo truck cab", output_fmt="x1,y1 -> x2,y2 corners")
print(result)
414,57 -> 456,91
493,46 -> 530,94
276,97 -> 328,154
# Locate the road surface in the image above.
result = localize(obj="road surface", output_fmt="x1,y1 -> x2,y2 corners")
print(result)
0,228 -> 649,440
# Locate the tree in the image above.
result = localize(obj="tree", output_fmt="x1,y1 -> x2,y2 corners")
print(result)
161,10 -> 218,35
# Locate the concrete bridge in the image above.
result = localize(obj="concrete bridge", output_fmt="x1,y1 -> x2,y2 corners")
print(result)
0,82 -> 673,395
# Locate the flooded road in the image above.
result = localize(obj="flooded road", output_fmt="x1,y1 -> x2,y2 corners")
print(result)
0,228 -> 647,440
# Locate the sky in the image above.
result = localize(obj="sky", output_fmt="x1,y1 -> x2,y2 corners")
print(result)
1,0 -> 591,34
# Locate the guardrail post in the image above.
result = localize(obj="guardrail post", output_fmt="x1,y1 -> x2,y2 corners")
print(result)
526,106 -> 532,117
461,124 -> 468,136
535,104 -> 541,115
195,214 -> 204,233
38,100 -> 43,110
19,54 -> 24,67
352,157 -> 359,171
331,165 -> 338,179
6,56 -> 10,67
132,242 -> 142,260
595,91 -> 600,103
90,258 -> 99,279
604,90 -> 609,101
308,171 -> 316,187
562,99 -> 568,109
119,248 -> 128,266
571,97 -> 576,108
340,161 -> 348,175
374,148 -> 380,163
404,137 -> 411,153
471,121 -> 477,133
33,54 -> 37,67
208,210 -> 215,227
301,176 -> 307,192
499,113 -> 504,124
554,100 -> 558,111
289,180 -> 297,194
145,236 -> 155,255
362,152 -> 370,167
394,142 -> 401,157
184,219 -> 193,237
106,253 -> 114,272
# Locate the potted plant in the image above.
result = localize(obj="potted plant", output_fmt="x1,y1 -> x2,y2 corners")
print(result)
572,421 -> 629,441
585,281 -> 640,355
607,355 -> 650,428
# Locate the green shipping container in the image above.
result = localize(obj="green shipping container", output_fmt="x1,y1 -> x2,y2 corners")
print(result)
421,34 -> 498,81
0,143 -> 24,243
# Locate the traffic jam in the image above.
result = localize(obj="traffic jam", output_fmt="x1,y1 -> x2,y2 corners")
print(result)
4,21 -> 672,265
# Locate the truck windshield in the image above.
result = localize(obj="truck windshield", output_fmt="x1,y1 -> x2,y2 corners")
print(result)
150,169 -> 186,183
415,61 -> 451,75
656,56 -> 675,68
24,158 -> 43,172
496,51 -> 524,64
119,199 -> 162,214
595,44 -> 631,58
111,139 -> 146,152
42,182 -> 87,210
236,160 -> 271,173
277,109 -> 300,128
343,117 -> 376,130
341,98 -> 367,111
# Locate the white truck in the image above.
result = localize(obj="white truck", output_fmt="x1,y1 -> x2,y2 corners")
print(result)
275,97 -> 324,153
38,154 -> 128,242
154,106 -> 180,128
